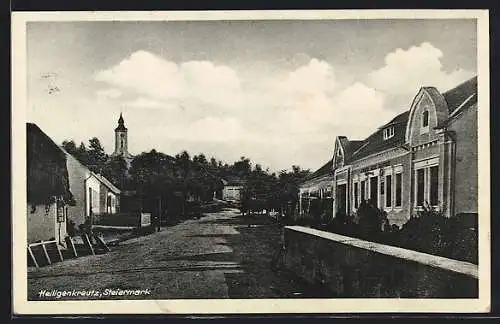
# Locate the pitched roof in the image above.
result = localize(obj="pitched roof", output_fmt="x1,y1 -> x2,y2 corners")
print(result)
443,76 -> 478,114
350,110 -> 410,161
222,176 -> 246,186
27,123 -> 74,205
329,77 -> 477,164
303,158 -> 333,182
343,140 -> 364,163
61,147 -> 121,193
115,113 -> 128,131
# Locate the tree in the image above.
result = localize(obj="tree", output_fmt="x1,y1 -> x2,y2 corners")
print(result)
210,157 -> 218,170
76,142 -> 89,165
174,150 -> 193,216
62,140 -> 78,156
232,156 -> 252,177
87,137 -> 108,174
193,153 -> 208,167
129,149 -> 177,224
101,155 -> 128,189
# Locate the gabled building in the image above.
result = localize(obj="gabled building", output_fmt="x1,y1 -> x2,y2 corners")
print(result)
298,159 -> 334,222
63,149 -> 121,230
27,123 -> 75,247
331,76 -> 478,227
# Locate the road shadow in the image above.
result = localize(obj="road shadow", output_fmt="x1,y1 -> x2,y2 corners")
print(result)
198,214 -> 278,227
195,213 -> 335,298
184,234 -> 237,239
158,251 -> 235,263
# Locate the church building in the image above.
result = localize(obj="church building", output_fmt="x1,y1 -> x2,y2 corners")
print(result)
111,113 -> 134,169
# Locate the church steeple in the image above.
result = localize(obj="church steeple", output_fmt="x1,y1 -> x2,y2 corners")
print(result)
115,113 -> 127,132
112,113 -> 132,158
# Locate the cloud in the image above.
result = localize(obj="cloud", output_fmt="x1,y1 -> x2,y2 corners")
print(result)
123,97 -> 165,109
96,88 -> 122,100
88,47 -> 473,171
186,117 -> 246,143
95,50 -> 243,109
368,42 -> 475,106
263,60 -> 390,141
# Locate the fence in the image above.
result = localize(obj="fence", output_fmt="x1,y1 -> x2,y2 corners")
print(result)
93,212 -> 152,228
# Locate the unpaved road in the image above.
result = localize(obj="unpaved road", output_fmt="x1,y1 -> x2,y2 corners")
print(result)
28,208 -> 313,300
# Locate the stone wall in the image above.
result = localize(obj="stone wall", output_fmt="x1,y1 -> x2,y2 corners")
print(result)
284,226 -> 478,298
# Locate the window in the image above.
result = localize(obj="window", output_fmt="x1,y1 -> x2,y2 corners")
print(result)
107,195 -> 112,213
415,165 -> 439,207
353,182 -> 359,208
385,174 -> 392,208
88,188 -> 93,215
395,173 -> 402,207
416,169 -> 425,206
430,166 -> 439,206
422,110 -> 429,127
383,127 -> 395,140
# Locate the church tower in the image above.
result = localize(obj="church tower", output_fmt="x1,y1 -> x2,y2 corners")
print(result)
112,113 -> 133,158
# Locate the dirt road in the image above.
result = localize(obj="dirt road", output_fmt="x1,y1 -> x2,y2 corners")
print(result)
28,208 -> 313,300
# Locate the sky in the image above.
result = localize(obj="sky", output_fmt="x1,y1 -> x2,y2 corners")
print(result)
26,19 -> 477,172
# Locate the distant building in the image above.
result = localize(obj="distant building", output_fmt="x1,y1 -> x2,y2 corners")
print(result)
27,123 -> 74,247
329,76 -> 478,226
111,113 -> 134,169
221,177 -> 246,202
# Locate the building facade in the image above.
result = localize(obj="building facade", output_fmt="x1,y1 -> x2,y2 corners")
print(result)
298,159 -> 334,223
221,178 -> 246,202
27,123 -> 74,246
329,76 -> 478,227
63,150 -> 121,229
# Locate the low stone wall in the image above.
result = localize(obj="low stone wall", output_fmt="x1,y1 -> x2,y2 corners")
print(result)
284,226 -> 478,298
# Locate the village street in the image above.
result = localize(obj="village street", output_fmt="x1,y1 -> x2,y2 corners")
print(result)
28,208 -> 317,300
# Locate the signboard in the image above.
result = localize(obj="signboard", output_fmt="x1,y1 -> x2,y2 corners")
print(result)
56,206 -> 65,223
140,213 -> 151,227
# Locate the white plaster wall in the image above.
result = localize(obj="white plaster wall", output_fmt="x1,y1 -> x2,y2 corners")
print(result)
27,203 -> 56,243
86,176 -> 101,216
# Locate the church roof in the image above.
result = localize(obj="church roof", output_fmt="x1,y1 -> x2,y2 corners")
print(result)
115,113 -> 127,131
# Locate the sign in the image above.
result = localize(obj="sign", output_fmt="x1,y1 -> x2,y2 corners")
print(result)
140,213 -> 151,227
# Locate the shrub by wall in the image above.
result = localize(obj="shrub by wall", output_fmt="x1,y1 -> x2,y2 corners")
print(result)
292,203 -> 478,264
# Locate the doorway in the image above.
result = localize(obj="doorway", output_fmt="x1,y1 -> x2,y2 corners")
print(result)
369,177 -> 378,207
336,183 -> 347,216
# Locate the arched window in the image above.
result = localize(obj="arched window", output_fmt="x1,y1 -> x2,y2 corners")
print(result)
422,110 -> 429,127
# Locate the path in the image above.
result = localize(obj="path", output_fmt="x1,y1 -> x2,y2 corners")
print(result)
28,208 -> 313,300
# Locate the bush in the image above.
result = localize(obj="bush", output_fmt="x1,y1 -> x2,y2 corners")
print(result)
396,208 -> 478,263
301,202 -> 478,264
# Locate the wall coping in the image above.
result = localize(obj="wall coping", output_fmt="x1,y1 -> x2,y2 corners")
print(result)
285,225 -> 478,279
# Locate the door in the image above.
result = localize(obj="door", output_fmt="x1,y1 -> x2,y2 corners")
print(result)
369,177 -> 378,207
336,183 -> 347,216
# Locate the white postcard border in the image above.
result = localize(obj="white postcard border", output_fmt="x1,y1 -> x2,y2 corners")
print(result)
11,9 -> 491,315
